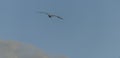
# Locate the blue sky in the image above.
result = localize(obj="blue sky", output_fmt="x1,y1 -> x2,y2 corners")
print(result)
0,0 -> 120,58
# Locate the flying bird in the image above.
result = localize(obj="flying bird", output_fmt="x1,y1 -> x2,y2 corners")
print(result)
37,11 -> 63,20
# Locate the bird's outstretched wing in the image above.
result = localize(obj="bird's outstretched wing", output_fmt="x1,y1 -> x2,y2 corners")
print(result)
56,16 -> 63,20
52,15 -> 63,20
37,11 -> 49,15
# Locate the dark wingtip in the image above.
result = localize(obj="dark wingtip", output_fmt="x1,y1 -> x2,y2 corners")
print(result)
57,17 -> 63,20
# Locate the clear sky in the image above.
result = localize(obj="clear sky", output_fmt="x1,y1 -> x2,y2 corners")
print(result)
0,0 -> 120,58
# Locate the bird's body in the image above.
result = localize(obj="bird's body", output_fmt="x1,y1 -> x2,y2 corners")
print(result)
37,11 -> 63,20
48,15 -> 52,18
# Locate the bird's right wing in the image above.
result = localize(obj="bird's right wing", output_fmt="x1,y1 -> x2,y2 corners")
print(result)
56,16 -> 63,20
52,15 -> 63,20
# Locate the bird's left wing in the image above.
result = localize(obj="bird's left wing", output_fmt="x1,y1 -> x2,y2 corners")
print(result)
37,11 -> 49,15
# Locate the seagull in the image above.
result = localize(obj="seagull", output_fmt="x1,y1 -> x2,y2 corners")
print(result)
37,11 -> 63,20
